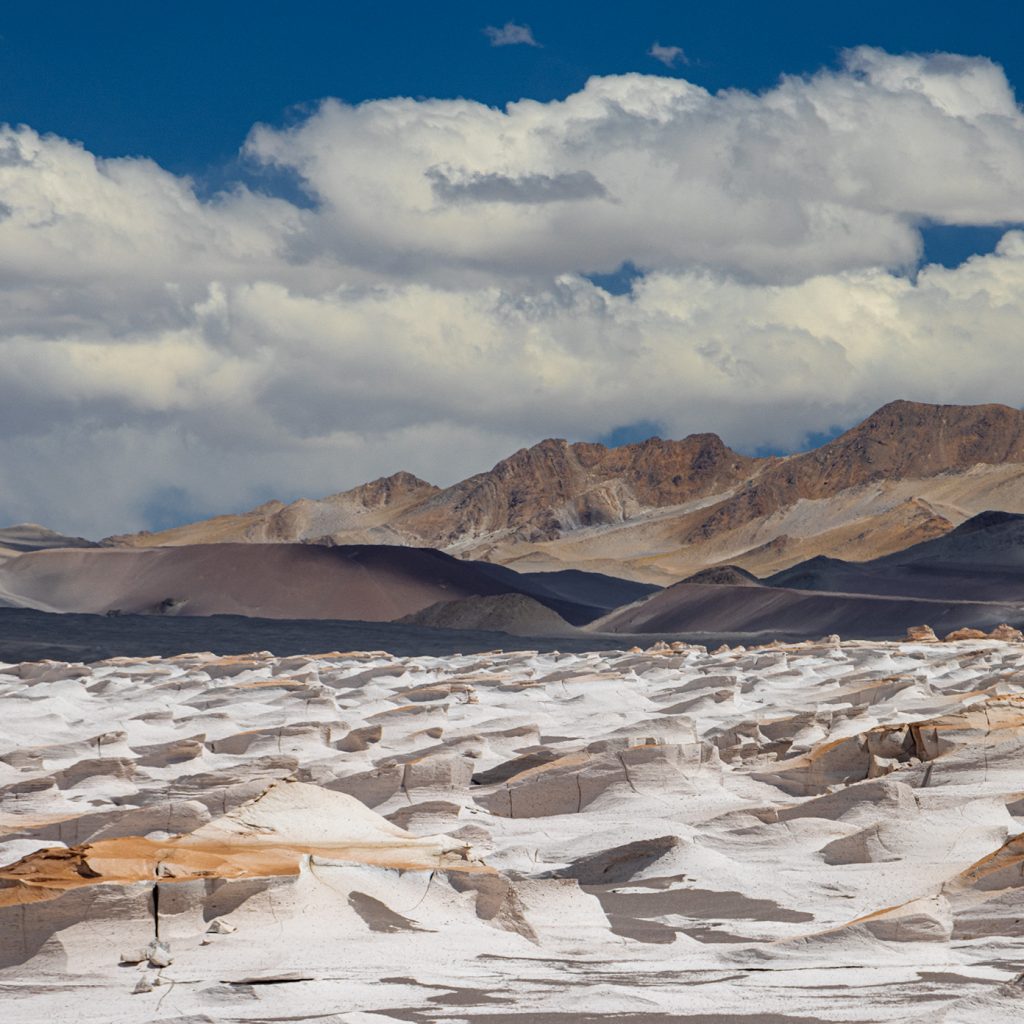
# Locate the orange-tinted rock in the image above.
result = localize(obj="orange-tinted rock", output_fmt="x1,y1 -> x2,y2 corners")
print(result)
944,628 -> 990,641
989,623 -> 1024,642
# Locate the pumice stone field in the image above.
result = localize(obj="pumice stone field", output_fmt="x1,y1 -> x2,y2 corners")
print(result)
2,635 -> 1024,1022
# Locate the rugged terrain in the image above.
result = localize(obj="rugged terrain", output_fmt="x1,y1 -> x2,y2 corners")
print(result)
107,401 -> 1024,583
4,637 -> 1024,1021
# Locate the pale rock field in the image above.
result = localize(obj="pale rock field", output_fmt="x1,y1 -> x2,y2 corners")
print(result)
2,637 -> 1024,1022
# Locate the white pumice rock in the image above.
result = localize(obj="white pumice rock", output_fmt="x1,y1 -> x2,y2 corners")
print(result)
3,641 -> 1024,1020
145,942 -> 173,968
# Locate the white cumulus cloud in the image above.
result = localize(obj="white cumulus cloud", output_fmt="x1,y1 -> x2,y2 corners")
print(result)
483,22 -> 540,47
1,48 -> 1024,536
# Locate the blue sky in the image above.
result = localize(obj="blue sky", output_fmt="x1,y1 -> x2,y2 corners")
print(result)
3,2 -> 1018,170
2,3 -> 1024,532
4,2 -> 1018,275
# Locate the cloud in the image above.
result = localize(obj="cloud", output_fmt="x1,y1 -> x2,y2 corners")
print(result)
3,49 -> 1024,535
244,48 -> 1024,284
426,168 -> 608,204
483,22 -> 540,47
648,42 -> 687,67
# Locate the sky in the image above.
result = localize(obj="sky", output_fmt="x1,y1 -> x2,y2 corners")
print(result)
2,2 -> 1024,535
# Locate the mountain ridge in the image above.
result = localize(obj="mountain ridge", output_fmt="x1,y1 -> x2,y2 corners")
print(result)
104,400 -> 1024,583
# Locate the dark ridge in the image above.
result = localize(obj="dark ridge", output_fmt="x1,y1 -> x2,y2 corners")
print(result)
0,542 -> 653,627
680,565 -> 761,586
763,555 -> 852,589
940,510 -> 1024,536
762,510 -> 1024,602
594,581 -> 1024,639
471,564 -> 661,625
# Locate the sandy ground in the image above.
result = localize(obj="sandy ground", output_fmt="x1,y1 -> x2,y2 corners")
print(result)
592,580 -> 1024,636
2,637 -> 1024,1021
0,544 -> 527,619
0,545 -> 656,628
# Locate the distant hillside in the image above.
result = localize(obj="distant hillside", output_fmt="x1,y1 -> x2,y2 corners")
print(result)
0,543 -> 648,626
763,510 -> 1024,602
0,524 -> 98,555
102,400 -> 1024,583
110,434 -> 758,560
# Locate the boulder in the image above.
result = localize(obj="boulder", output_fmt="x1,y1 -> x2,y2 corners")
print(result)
989,623 -> 1024,642
944,627 -> 989,641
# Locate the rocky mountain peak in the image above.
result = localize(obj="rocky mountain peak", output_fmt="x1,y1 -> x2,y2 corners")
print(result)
344,471 -> 440,509
397,430 -> 759,546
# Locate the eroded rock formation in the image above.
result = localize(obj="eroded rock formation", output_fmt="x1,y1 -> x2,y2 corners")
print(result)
4,638 -> 1024,1019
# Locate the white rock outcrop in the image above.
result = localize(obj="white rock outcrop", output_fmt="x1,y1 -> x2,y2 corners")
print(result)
3,640 -> 1024,1020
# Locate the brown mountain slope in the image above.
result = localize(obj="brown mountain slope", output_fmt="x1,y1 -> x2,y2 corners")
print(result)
498,402 -> 1024,581
111,471 -> 439,548
115,434 -> 759,553
108,401 -> 1024,584
395,433 -> 759,547
679,401 -> 1024,545
776,400 -> 1024,496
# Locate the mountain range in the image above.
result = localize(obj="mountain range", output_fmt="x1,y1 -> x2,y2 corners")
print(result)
108,400 -> 1024,583
2,399 -> 1024,644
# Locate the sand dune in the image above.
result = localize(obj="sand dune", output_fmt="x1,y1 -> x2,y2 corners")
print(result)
4,638 -> 1024,1020
592,579 -> 1024,638
0,542 -> 658,632
6,510 -> 1024,642
5,526 -> 1023,642
0,544 -> 532,620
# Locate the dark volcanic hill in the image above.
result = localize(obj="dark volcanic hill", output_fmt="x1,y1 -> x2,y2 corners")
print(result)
0,544 -> 639,623
592,580 -> 1024,640
400,593 -> 578,636
764,511 -> 1024,602
471,565 -> 659,625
